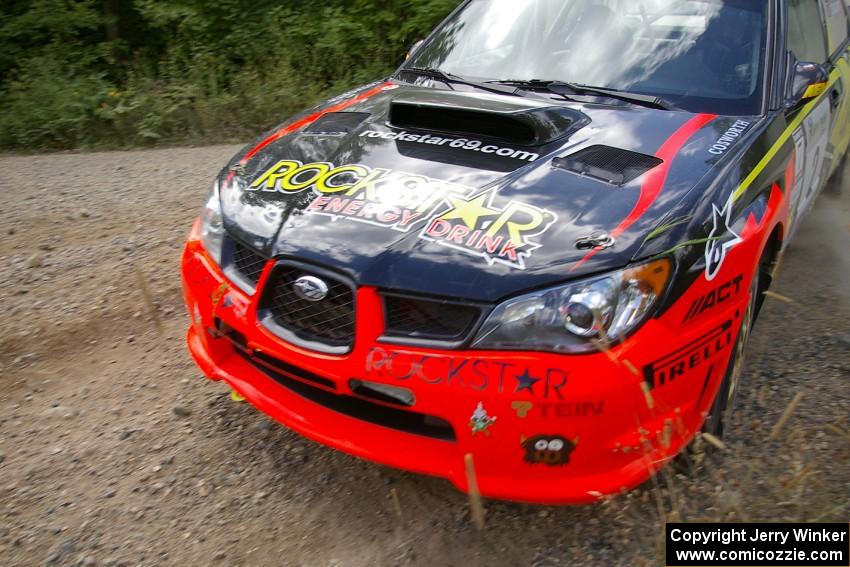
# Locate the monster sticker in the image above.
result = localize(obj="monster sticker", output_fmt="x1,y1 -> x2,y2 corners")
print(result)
522,435 -> 576,466
468,402 -> 497,436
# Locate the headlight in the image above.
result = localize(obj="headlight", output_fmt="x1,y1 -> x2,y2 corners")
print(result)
471,259 -> 672,353
200,180 -> 225,265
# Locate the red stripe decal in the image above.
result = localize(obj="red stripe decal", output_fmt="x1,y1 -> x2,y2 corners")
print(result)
239,82 -> 395,164
571,113 -> 717,272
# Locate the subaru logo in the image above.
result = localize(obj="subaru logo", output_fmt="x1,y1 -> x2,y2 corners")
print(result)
293,275 -> 329,302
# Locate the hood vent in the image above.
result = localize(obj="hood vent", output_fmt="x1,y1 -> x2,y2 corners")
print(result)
303,112 -> 370,135
552,145 -> 662,186
388,93 -> 588,147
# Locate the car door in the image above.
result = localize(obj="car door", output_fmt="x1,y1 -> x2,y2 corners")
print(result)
784,0 -> 844,234
821,0 -> 850,168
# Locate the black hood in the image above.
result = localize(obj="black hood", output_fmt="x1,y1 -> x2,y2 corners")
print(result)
220,82 -> 738,302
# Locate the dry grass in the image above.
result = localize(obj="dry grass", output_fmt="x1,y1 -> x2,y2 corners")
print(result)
389,487 -> 404,522
701,433 -> 726,451
770,391 -> 804,440
762,290 -> 796,304
464,453 -> 485,531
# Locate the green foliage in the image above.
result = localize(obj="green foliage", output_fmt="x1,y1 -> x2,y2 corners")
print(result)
0,0 -> 460,150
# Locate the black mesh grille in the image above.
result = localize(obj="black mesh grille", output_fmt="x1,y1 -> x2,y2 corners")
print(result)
552,145 -> 663,186
384,295 -> 481,341
232,241 -> 268,285
265,268 -> 355,349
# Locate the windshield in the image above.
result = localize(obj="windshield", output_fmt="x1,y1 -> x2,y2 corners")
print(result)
405,0 -> 767,115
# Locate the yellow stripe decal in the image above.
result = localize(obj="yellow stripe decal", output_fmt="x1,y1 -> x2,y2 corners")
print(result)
803,81 -> 828,99
731,70 -> 840,204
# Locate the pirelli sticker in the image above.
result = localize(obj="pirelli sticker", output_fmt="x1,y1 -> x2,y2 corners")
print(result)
248,160 -> 556,269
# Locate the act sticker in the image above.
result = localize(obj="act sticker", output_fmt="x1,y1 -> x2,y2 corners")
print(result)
683,274 -> 744,323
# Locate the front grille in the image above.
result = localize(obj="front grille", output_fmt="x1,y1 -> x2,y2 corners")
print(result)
237,349 -> 455,442
262,267 -> 355,351
232,240 -> 267,286
383,295 -> 482,341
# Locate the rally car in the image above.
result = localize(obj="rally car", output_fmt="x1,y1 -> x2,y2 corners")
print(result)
181,0 -> 850,504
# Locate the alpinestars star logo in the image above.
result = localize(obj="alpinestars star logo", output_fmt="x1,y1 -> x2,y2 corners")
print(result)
704,196 -> 742,281
420,189 -> 557,269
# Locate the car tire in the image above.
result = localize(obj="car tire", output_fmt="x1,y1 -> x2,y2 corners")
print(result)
701,270 -> 758,438
675,269 -> 759,472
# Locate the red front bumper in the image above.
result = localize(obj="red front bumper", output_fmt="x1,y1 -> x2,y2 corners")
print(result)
181,223 -> 746,504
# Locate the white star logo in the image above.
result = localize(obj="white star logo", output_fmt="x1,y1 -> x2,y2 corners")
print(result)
704,196 -> 743,281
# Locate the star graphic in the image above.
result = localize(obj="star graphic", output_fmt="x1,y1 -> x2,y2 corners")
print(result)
514,368 -> 540,394
704,197 -> 743,281
439,193 -> 500,230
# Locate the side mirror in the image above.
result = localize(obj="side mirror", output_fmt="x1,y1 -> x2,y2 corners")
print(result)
406,39 -> 424,61
786,59 -> 830,108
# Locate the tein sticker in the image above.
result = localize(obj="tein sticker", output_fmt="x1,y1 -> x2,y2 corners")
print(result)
248,160 -> 557,269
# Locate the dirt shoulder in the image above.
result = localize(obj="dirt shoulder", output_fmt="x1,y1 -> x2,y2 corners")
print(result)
0,147 -> 848,567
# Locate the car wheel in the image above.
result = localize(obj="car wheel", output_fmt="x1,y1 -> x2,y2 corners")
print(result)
676,270 -> 759,473
701,269 -> 758,438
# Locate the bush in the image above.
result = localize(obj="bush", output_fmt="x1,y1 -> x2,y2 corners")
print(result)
0,0 -> 460,151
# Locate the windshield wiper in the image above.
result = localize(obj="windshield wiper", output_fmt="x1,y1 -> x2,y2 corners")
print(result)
490,79 -> 678,111
398,67 -> 524,98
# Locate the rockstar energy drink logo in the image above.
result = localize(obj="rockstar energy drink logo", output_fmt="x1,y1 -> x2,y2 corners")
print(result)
422,189 -> 557,269
248,160 -> 556,270
249,159 -> 470,232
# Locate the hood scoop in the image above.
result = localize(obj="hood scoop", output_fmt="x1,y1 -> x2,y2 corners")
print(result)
388,91 -> 589,147
552,145 -> 662,186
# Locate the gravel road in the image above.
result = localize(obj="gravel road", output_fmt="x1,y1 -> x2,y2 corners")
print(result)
0,146 -> 848,567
